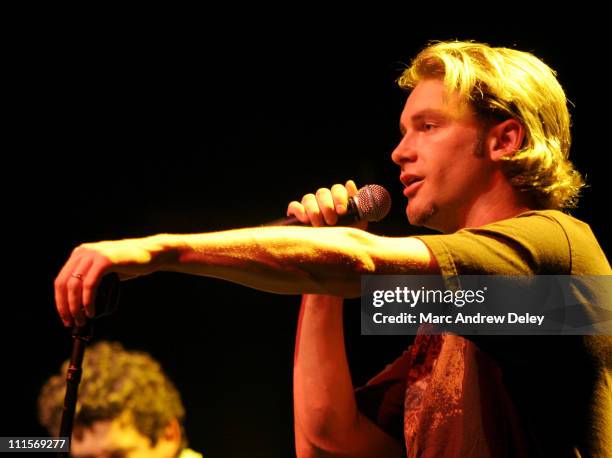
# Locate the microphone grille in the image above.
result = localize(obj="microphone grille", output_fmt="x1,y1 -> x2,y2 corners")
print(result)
355,184 -> 392,222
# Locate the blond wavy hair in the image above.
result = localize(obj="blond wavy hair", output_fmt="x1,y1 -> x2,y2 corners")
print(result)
38,341 -> 186,447
398,41 -> 584,209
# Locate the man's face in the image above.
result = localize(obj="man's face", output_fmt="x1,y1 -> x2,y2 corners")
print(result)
70,414 -> 179,458
391,79 -> 494,233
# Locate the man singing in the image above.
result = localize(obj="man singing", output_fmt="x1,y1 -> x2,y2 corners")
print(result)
54,41 -> 611,457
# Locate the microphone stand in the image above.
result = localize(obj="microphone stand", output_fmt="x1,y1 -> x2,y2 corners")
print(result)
57,273 -> 120,458
57,322 -> 93,457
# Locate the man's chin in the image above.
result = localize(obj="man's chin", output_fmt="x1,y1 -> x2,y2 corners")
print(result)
406,203 -> 436,228
407,211 -> 423,227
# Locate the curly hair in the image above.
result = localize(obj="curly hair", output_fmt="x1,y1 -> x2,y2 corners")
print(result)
398,40 -> 584,210
38,341 -> 186,447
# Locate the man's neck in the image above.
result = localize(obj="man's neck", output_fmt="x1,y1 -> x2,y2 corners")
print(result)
452,174 -> 537,232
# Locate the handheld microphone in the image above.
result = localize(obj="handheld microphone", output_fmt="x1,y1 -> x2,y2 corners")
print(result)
265,184 -> 391,226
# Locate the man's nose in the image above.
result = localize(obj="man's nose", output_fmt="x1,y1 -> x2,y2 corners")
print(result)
391,134 -> 417,165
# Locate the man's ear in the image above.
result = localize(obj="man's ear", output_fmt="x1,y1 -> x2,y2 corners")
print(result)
162,417 -> 181,444
486,118 -> 525,161
151,417 -> 182,457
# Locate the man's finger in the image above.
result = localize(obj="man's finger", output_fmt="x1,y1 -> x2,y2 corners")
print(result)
67,258 -> 92,327
54,252 -> 84,327
82,258 -> 110,318
331,184 -> 350,215
315,188 -> 337,226
302,193 -> 324,227
345,180 -> 359,197
287,201 -> 308,224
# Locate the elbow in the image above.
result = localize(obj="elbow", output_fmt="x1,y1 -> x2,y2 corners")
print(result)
295,406 -> 359,455
296,442 -> 338,458
295,439 -> 329,458
295,410 -> 403,458
295,435 -> 349,458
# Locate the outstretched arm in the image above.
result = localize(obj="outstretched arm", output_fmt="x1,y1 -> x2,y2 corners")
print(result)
54,181 -> 437,326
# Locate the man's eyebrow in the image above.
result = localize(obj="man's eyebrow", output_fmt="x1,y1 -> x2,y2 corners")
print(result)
399,109 -> 448,135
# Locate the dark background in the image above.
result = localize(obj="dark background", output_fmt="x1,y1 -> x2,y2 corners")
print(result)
4,17 -> 609,458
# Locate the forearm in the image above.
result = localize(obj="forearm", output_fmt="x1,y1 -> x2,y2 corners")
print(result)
56,225 -> 436,326
293,295 -> 356,446
138,226 -> 434,297
293,295 -> 402,457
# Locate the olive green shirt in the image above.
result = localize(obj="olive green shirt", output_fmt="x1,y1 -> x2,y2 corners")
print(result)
357,210 -> 611,457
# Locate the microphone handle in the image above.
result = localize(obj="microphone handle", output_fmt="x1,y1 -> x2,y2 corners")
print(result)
264,198 -> 359,226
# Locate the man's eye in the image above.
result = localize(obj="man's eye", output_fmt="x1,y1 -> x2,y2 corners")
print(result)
423,123 -> 437,131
